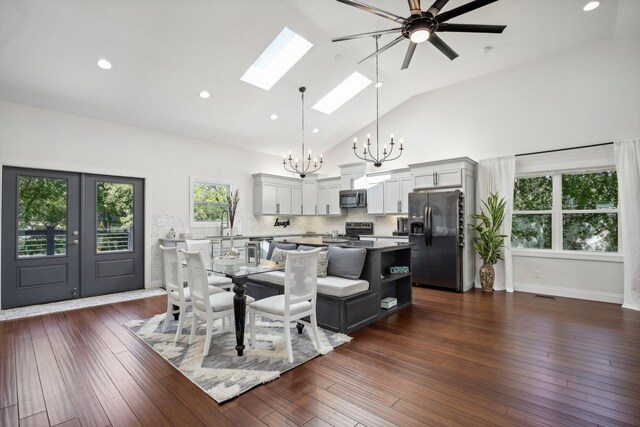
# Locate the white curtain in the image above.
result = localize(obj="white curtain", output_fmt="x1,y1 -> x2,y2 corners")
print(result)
614,138 -> 640,311
475,156 -> 516,292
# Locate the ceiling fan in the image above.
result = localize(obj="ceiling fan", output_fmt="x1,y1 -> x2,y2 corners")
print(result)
332,0 -> 506,69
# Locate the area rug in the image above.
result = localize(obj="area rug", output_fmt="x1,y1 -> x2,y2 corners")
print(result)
125,311 -> 352,402
0,288 -> 166,321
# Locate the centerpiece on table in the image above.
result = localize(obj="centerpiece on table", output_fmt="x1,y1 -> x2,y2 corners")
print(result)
223,189 -> 240,259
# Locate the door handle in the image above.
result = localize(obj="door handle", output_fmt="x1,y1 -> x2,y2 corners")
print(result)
428,207 -> 433,246
424,206 -> 429,246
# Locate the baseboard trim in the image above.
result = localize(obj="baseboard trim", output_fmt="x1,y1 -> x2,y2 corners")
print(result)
147,280 -> 163,289
514,282 -> 623,304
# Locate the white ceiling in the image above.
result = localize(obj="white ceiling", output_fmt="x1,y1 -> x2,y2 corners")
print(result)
0,0 -> 634,157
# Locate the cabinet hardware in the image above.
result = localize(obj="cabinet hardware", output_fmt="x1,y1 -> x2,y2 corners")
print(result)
326,204 -> 329,214
276,203 -> 280,214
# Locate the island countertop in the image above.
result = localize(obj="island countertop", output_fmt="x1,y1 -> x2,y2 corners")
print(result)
283,237 -> 412,251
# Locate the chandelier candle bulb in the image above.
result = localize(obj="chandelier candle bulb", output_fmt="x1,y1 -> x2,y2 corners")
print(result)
351,36 -> 404,167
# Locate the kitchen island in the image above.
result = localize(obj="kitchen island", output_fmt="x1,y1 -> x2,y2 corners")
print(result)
244,238 -> 413,333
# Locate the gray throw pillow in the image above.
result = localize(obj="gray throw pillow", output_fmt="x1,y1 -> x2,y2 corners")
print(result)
266,241 -> 296,260
296,245 -> 328,251
327,246 -> 367,280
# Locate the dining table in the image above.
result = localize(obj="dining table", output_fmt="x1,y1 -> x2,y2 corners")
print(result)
208,259 -> 284,356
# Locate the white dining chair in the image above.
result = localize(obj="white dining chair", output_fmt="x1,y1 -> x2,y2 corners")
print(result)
159,245 -> 224,342
185,239 -> 233,290
182,250 -> 255,357
248,248 -> 323,363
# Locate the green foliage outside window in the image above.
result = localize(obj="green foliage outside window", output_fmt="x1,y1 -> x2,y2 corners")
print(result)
512,171 -> 618,253
193,183 -> 230,223
513,175 -> 552,210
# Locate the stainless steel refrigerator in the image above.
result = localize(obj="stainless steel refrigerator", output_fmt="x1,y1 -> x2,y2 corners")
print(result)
409,190 -> 465,291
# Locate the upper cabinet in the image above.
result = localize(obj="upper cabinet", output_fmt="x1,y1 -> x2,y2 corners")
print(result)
253,174 -> 302,216
409,157 -> 476,190
317,177 -> 342,216
301,180 -> 318,216
339,163 -> 367,190
366,172 -> 386,215
384,169 -> 412,214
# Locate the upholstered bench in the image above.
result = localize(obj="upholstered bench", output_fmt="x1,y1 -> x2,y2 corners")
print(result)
244,242 -> 381,333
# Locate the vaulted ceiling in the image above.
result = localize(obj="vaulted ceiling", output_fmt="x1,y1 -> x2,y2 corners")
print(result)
0,0 -> 635,157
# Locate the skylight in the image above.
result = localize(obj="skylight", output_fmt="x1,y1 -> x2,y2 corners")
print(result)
240,27 -> 313,91
312,72 -> 372,115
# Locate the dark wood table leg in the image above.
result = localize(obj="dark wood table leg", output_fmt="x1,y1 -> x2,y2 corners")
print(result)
232,277 -> 248,356
296,322 -> 305,334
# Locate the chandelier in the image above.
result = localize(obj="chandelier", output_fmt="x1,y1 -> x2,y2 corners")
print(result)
283,87 -> 323,178
352,35 -> 404,167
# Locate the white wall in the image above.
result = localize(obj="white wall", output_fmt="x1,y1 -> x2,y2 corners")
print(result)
0,100 -> 292,308
323,35 -> 640,303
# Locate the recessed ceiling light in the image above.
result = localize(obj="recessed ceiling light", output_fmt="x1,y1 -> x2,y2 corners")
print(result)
199,90 -> 210,99
312,128 -> 319,134
270,114 -> 278,120
97,59 -> 112,70
312,72 -> 372,115
240,27 -> 313,91
583,1 -> 599,11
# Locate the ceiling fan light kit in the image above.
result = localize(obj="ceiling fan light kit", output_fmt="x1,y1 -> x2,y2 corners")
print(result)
282,87 -> 323,178
333,0 -> 507,70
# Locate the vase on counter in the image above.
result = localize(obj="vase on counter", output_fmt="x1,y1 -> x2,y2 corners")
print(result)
223,227 -> 240,259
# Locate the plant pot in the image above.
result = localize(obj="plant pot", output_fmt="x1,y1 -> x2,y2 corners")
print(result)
479,262 -> 495,292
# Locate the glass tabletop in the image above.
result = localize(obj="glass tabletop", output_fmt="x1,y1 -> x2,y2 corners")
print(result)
207,259 -> 284,278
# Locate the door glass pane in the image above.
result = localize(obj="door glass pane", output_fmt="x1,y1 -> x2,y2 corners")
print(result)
96,182 -> 134,252
511,214 -> 552,249
18,176 -> 67,257
563,213 -> 618,252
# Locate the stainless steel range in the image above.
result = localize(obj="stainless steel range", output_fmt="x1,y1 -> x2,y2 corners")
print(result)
345,222 -> 374,240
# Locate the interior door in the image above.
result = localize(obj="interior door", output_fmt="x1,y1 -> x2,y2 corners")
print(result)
82,175 -> 144,297
1,167 -> 81,308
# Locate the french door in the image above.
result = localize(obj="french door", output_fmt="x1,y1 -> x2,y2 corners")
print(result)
1,167 -> 144,309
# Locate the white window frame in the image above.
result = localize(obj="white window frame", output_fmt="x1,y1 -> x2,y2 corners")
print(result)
512,168 -> 620,256
189,177 -> 232,228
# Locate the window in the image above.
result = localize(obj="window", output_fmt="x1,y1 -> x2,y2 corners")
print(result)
190,178 -> 230,227
512,170 -> 618,253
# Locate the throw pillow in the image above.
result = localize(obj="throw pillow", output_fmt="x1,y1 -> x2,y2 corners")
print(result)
266,241 -> 296,260
271,247 -> 291,265
316,251 -> 329,278
296,244 -> 328,252
327,246 -> 367,280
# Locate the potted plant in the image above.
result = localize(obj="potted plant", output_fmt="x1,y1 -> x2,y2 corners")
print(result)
469,192 -> 507,292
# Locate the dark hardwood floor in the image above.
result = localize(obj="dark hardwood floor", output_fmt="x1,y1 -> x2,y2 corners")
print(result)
1,287 -> 640,426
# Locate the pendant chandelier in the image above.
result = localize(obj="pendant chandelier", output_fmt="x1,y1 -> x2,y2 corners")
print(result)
352,35 -> 404,167
283,87 -> 323,178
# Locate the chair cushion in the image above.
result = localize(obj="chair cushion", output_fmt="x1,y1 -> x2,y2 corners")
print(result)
193,291 -> 255,312
327,246 -> 367,280
170,284 -> 222,301
251,271 -> 369,297
207,274 -> 232,287
249,294 -> 312,317
266,241 -> 296,260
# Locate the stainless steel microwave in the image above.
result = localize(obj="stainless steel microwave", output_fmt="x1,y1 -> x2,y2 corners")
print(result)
339,189 -> 367,208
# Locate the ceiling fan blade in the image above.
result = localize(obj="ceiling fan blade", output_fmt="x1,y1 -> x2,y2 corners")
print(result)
337,0 -> 406,24
436,0 -> 498,24
358,35 -> 406,64
429,33 -> 458,60
426,0 -> 449,16
332,28 -> 403,43
401,42 -> 417,70
437,23 -> 506,33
